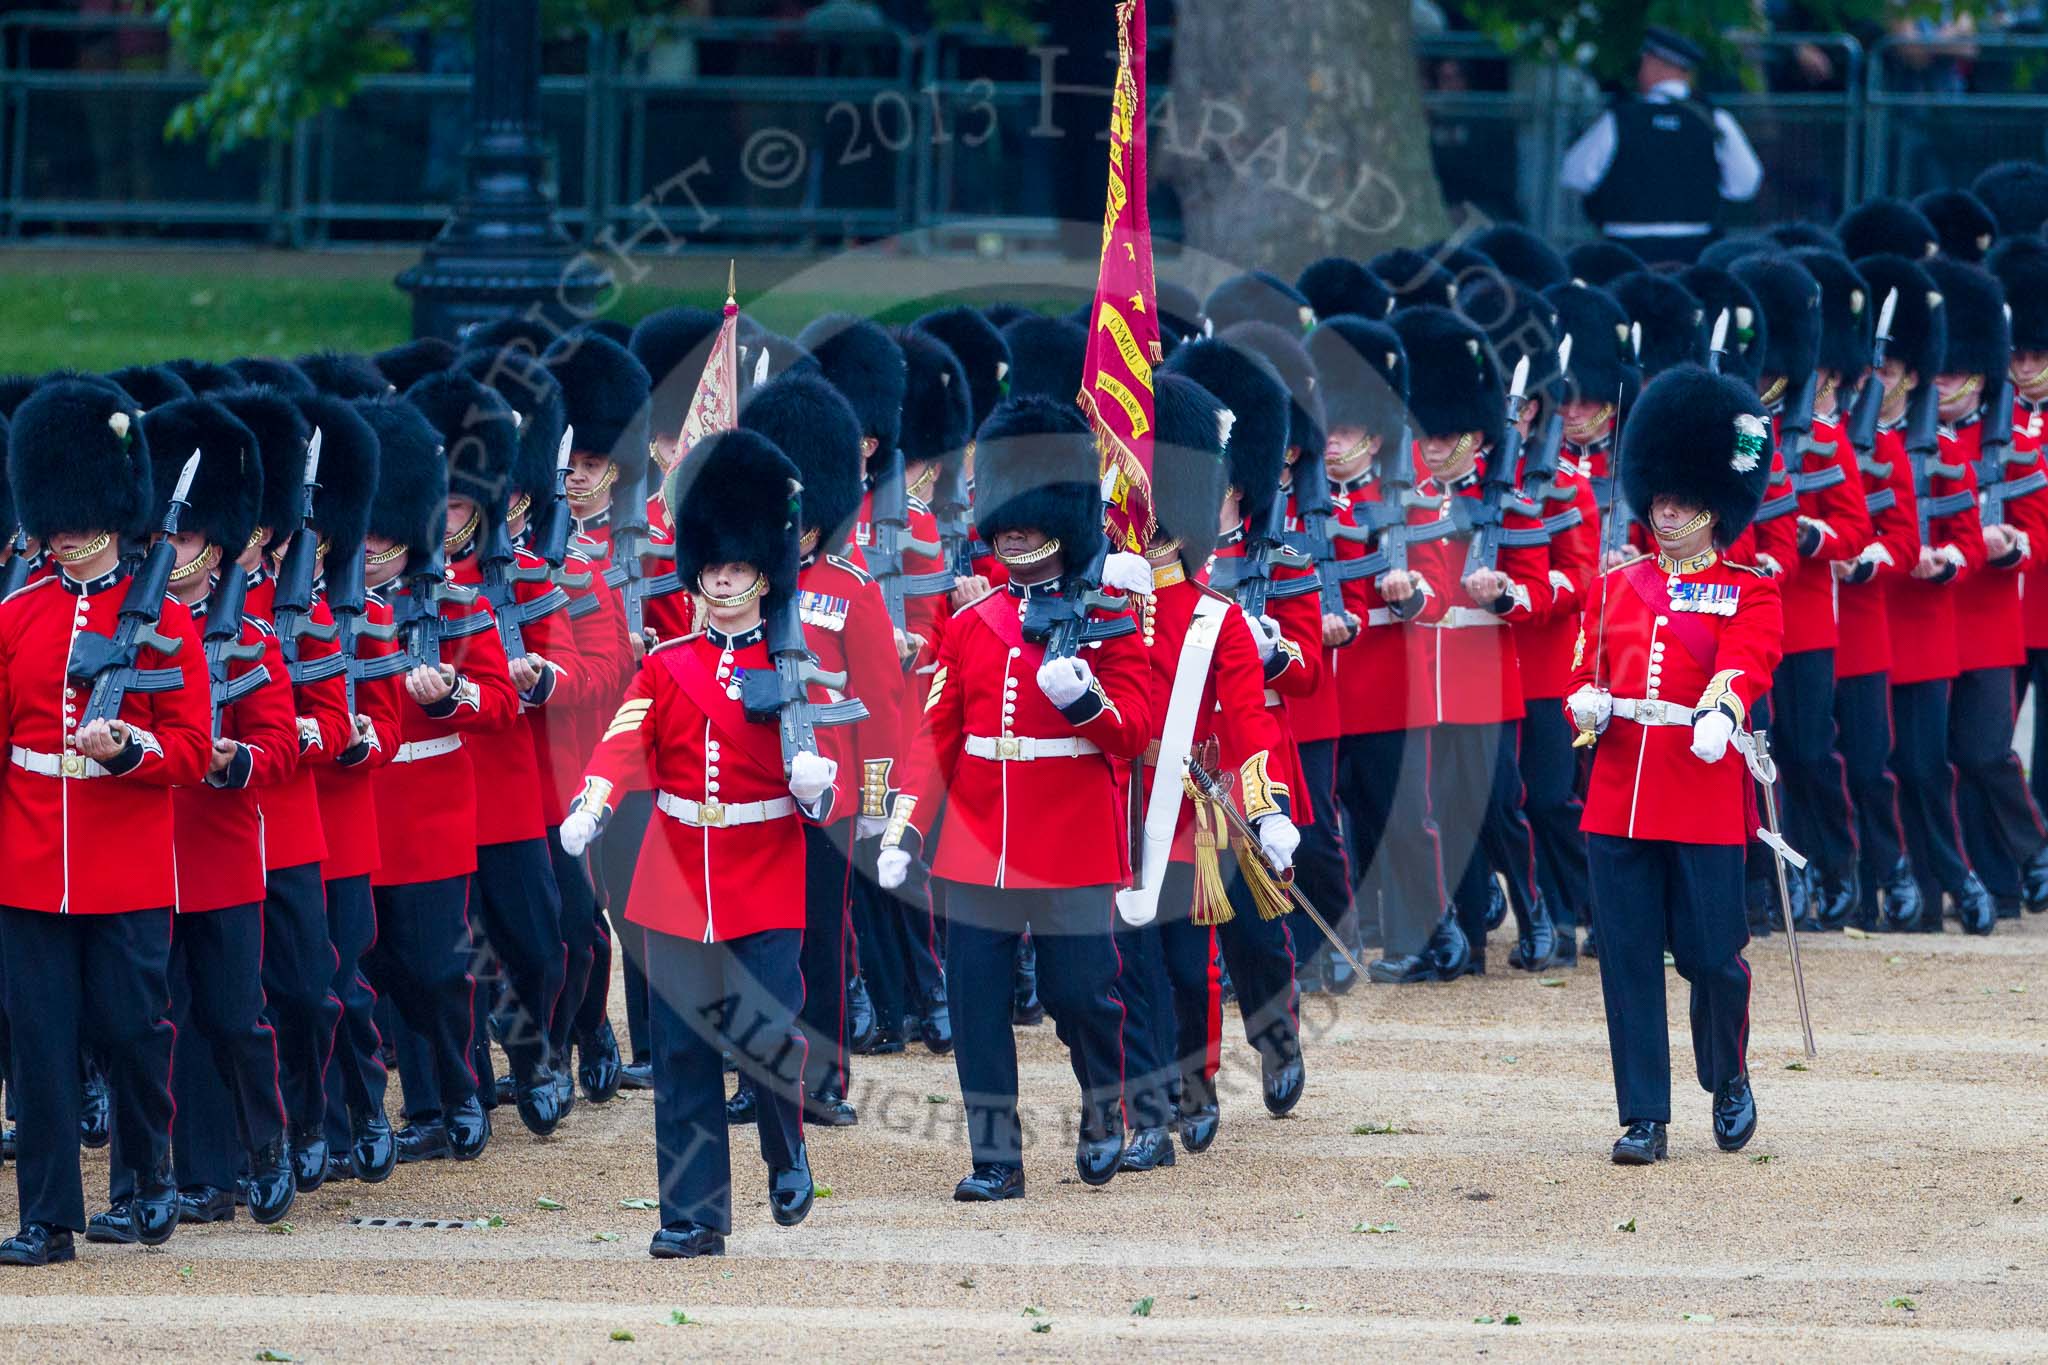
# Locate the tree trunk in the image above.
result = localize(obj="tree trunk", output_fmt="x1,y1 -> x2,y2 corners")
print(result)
1158,0 -> 1448,278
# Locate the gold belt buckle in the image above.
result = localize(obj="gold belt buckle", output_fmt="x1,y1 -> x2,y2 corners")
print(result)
60,753 -> 84,779
697,800 -> 727,827
995,736 -> 1022,761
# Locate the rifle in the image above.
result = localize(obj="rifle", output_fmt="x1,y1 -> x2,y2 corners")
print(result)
1904,376 -> 1968,550
926,455 -> 976,581
201,565 -> 272,740
476,434 -> 571,662
275,428 -> 345,687
70,451 -> 198,727
600,463 -> 681,640
1845,289 -> 1899,458
526,426 -> 596,619
1975,365 -> 2041,528
1518,337 -> 1572,502
1347,420 -> 1424,583
1277,443 -> 1357,622
1208,474 -> 1317,619
324,545 -> 408,715
1018,536 -> 1139,661
388,532 -> 492,675
1459,353 -> 1532,577
739,585 -> 870,773
1598,326 -> 1643,564
1,531 -> 33,600
867,447 -> 947,627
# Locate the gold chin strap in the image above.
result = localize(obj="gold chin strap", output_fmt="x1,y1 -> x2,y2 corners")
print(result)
55,532 -> 112,564
1952,374 -> 1983,398
906,463 -> 938,500
169,542 -> 221,585
2015,358 -> 2048,389
443,505 -> 481,555
366,542 -> 408,567
570,463 -> 618,503
1654,509 -> 1714,543
1815,374 -> 1839,404
507,493 -> 532,524
1326,437 -> 1374,479
798,528 -> 821,556
245,527 -> 268,554
1759,376 -> 1789,406
697,573 -> 765,610
1564,406 -> 1614,444
995,536 -> 1061,567
1450,433 -> 1479,463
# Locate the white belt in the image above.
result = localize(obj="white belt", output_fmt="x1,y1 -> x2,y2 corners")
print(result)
1262,688 -> 1282,707
1611,697 -> 1695,727
391,735 -> 463,764
963,734 -> 1101,762
10,745 -> 109,779
1365,607 -> 1399,626
1428,607 -> 1504,630
655,789 -> 795,828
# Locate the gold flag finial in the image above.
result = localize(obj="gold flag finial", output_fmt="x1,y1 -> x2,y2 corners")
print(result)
726,259 -> 736,306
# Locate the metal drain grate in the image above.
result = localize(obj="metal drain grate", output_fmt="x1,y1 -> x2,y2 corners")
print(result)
348,1216 -> 481,1230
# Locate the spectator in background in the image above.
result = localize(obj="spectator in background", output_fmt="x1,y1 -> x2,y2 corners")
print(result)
1559,26 -> 1762,265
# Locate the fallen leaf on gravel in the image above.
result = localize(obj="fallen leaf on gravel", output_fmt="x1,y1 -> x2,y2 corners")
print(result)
1614,1218 -> 1636,1232
1885,955 -> 1905,965
957,1278 -> 975,1289
1353,1222 -> 1400,1235
178,1265 -> 192,1279
815,1185 -> 834,1198
1538,978 -> 1566,988
1680,1312 -> 1715,1324
1132,1296 -> 1155,1316
1021,1306 -> 1047,1318
1384,1176 -> 1412,1189
535,1197 -> 565,1210
1785,1062 -> 1808,1071
2009,985 -> 2027,994
593,1233 -> 620,1243
1751,1154 -> 1774,1165
1285,1302 -> 1318,1312
926,1094 -> 946,1103
1885,1297 -> 1916,1311
669,1311 -> 695,1326
1474,1315 -> 1496,1324
1842,926 -> 1870,939
483,1215 -> 506,1228
619,1198 -> 658,1210
2013,1195 -> 2024,1204
1501,1056 -> 1519,1065
255,1353 -> 292,1363
610,1329 -> 635,1342
1504,1314 -> 1522,1325
1353,1122 -> 1399,1135
268,1222 -> 294,1236
1030,1322 -> 1052,1334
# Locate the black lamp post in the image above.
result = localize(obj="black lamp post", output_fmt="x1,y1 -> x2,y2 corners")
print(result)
396,0 -> 611,340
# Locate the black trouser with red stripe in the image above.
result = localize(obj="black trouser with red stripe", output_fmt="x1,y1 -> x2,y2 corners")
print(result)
1773,648 -> 1858,886
1949,665 -> 2046,902
852,835 -> 944,1036
0,906 -> 174,1232
468,837 -> 565,1092
263,861 -> 338,1142
2027,650 -> 2048,817
1336,728 -> 1443,957
1890,678 -> 1973,905
321,873 -> 385,1148
363,876 -> 478,1122
545,825 -> 601,1067
1432,721 -> 1540,957
1586,836 -> 1750,1125
1519,703 -> 1590,932
1286,737 -> 1355,957
797,822 -> 853,1100
588,788 -> 654,1063
1155,861 -> 1300,1114
1835,671 -> 1908,915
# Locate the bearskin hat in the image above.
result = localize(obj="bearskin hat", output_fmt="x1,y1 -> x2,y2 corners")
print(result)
1769,221 -> 1843,254
1566,239 -> 1645,287
1471,223 -> 1570,292
1156,281 -> 1206,353
0,414 -> 14,544
1916,188 -> 1998,263
1306,316 -> 1408,438
1836,197 -> 1938,262
1369,247 -> 1459,312
0,374 -> 37,420
1389,306 -> 1506,451
454,347 -> 566,502
225,356 -> 315,397
8,379 -> 151,541
1923,256 -> 2009,380
1457,275 -> 1564,405
1696,233 -> 1777,272
1730,254 -> 1823,392
970,394 -> 1104,566
580,319 -> 635,348
795,314 -> 906,459
163,357 -> 240,395
739,372 -> 866,546
1620,364 -> 1772,547
542,333 -> 652,486
371,338 -> 455,394
296,393 -> 378,552
1202,270 -> 1315,335
1971,160 -> 2048,238
1988,235 -> 2048,353
981,303 -> 1034,330
1788,249 -> 1874,378
1852,253 -> 1948,380
105,364 -> 194,412
139,397 -> 261,553
1221,320 -> 1326,462
1162,337 -> 1290,533
1148,372 -> 1231,576
629,305 -> 722,439
1609,271 -> 1705,377
912,306 -> 1010,429
1544,281 -> 1641,409
1425,241 -> 1497,290
1676,265 -> 1768,391
215,387 -> 312,541
663,428 -> 802,608
1296,256 -> 1393,324
296,351 -> 392,400
406,371 -> 520,536
736,327 -> 814,395
997,314 -> 1086,406
460,316 -> 561,358
354,394 -> 447,553
896,327 -> 973,476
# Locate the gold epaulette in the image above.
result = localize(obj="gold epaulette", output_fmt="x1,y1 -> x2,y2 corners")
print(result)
1724,560 -> 1771,577
647,632 -> 697,656
1601,553 -> 1650,577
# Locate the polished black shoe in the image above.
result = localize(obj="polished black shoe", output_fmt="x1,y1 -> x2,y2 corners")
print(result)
1581,922 -> 1599,958
918,988 -> 953,1055
514,1069 -> 565,1138
618,1060 -> 655,1091
446,1097 -> 490,1160
1012,937 -> 1044,1026
177,1185 -> 236,1224
1812,870 -> 1858,930
1483,877 -> 1508,931
1745,877 -> 1777,937
1118,1126 -> 1177,1172
133,1166 -> 179,1247
394,1120 -> 451,1164
846,973 -> 878,1053
248,1135 -> 297,1226
769,1143 -> 815,1227
85,1199 -> 139,1245
324,1150 -> 357,1183
1879,860 -> 1923,931
1295,951 -> 1328,996
725,1079 -> 758,1126
351,1110 -> 397,1183
1610,1120 -> 1668,1165
79,1068 -> 111,1150
550,1057 -> 578,1116
576,1022 -> 624,1103
290,1128 -> 329,1193
1260,1053 -> 1305,1117
0,1223 -> 75,1266
1075,1126 -> 1125,1186
1,1124 -> 15,1162
862,1027 -> 907,1057
1367,952 -> 1435,985
1506,894 -> 1558,971
805,1084 -> 858,1127
1712,1073 -> 1758,1152
492,1073 -> 517,1107
953,1163 -> 1025,1202
1954,873 -> 1997,936
1996,894 -> 2025,921
1176,1093 -> 1220,1154
1425,913 -> 1472,980
2023,842 -> 2048,912
1324,945 -> 1359,995
648,1222 -> 726,1259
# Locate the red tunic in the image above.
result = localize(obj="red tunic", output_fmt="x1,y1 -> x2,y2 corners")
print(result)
0,572 -> 211,913
1208,540 -> 1317,817
2016,398 -> 2048,651
244,574 -> 338,871
1281,489 -> 1344,746
1952,415 -> 2048,673
890,585 -> 1155,890
1781,413 -> 1873,656
1331,476 -> 1416,736
1727,445 -> 1802,576
1835,424 -> 1920,680
1883,424 -> 1987,687
525,545 -> 632,826
574,503 -> 694,648
1513,449 -> 1599,702
798,553 -> 905,821
173,613 -> 300,913
310,591 -> 405,883
1571,552 -> 1783,845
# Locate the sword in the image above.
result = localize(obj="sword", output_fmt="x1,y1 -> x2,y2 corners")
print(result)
1746,729 -> 1818,1058
1184,752 -> 1365,979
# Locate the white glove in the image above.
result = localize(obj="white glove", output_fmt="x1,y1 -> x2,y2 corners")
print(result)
1255,814 -> 1300,873
1566,686 -> 1613,735
1691,709 -> 1735,764
788,751 -> 838,804
1101,550 -> 1156,596
877,847 -> 912,890
560,808 -> 600,858
1035,655 -> 1093,708
856,814 -> 889,842
1246,611 -> 1283,663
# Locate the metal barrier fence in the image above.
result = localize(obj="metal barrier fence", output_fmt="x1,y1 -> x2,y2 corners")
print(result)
0,13 -> 2040,250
